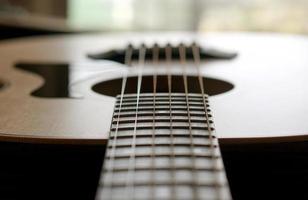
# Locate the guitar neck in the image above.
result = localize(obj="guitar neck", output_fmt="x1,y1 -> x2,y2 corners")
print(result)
96,93 -> 231,200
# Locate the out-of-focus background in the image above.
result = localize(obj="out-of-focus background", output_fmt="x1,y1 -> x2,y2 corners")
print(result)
1,0 -> 308,39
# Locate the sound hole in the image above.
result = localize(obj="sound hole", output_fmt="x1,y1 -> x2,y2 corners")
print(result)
16,63 -> 74,98
92,75 -> 234,97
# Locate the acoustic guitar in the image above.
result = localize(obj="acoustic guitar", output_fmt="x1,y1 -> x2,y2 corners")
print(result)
0,32 -> 307,200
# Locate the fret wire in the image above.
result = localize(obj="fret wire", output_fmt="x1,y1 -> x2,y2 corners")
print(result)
192,43 -> 226,199
104,168 -> 222,174
107,153 -> 220,159
115,102 -> 207,108
112,118 -> 212,125
103,181 -> 225,188
179,44 -> 198,200
109,132 -> 216,140
151,44 -> 159,200
166,43 -> 176,200
103,44 -> 133,200
125,44 -> 146,199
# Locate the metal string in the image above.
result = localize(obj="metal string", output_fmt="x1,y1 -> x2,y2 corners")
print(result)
104,44 -> 133,200
191,43 -> 222,199
150,44 -> 159,200
165,44 -> 176,200
179,43 -> 198,200
125,44 -> 146,199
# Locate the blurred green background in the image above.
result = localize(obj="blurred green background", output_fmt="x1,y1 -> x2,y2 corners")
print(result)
1,0 -> 308,33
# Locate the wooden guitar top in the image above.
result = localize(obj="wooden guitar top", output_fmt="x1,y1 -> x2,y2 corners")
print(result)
0,32 -> 307,144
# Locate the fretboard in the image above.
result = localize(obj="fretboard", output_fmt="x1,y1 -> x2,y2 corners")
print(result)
96,93 -> 231,200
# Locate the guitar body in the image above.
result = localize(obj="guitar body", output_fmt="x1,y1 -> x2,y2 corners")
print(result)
0,32 -> 308,199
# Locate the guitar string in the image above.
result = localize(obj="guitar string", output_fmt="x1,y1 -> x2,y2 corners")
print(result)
165,44 -> 176,200
104,42 -> 223,200
179,43 -> 198,200
125,44 -> 146,199
150,44 -> 159,200
104,44 -> 133,200
191,43 -> 222,199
